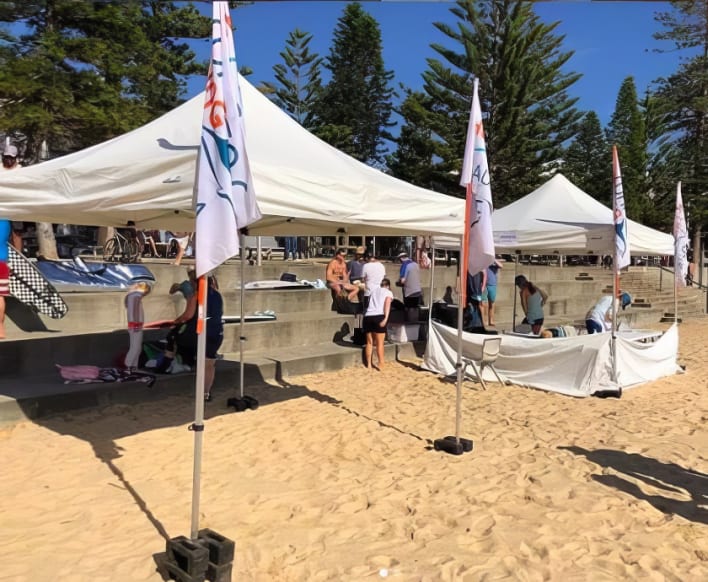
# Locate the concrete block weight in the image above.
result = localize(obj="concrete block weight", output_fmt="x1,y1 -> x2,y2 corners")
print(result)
198,528 -> 235,566
166,536 -> 209,581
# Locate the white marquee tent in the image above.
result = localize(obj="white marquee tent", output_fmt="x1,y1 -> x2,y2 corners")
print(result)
0,75 -> 465,237
492,173 -> 674,256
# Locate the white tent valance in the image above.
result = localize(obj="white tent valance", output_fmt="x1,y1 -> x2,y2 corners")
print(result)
0,75 -> 465,237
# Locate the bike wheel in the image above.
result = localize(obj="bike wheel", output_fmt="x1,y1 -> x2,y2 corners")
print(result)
103,238 -> 117,262
124,239 -> 141,263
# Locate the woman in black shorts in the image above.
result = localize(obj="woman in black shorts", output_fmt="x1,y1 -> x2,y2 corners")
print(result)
363,278 -> 393,370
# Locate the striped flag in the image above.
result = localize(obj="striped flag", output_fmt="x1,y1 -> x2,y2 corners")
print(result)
459,77 -> 495,283
612,145 -> 630,271
673,181 -> 689,288
194,1 -> 261,278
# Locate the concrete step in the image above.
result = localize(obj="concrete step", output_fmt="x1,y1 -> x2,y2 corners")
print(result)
0,338 -> 420,426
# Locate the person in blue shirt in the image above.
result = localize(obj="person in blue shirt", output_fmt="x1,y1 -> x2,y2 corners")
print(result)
514,275 -> 548,335
0,218 -> 10,339
481,260 -> 503,327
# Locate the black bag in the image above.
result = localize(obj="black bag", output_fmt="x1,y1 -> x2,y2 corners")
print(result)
352,327 -> 366,345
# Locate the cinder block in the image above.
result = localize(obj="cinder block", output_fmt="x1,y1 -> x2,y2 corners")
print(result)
198,529 -> 235,566
206,561 -> 233,582
166,536 -> 209,579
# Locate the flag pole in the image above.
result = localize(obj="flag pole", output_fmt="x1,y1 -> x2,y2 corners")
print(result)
611,145 -> 630,395
190,275 -> 208,539
435,76 -> 493,456
239,231 -> 246,397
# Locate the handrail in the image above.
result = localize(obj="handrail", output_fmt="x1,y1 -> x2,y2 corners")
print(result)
656,264 -> 707,292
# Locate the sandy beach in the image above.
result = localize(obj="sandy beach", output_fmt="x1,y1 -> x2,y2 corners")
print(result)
1,320 -> 706,581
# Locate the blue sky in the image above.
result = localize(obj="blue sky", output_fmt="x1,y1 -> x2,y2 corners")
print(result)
186,1 -> 689,126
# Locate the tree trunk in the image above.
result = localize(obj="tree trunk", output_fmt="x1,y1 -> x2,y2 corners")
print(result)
36,222 -> 59,260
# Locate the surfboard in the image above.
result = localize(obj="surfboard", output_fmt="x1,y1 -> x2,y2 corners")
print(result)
244,280 -> 314,290
222,314 -> 276,323
7,245 -> 69,319
144,314 -> 277,329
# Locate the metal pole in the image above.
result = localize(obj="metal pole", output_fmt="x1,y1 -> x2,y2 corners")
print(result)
239,232 -> 246,398
256,236 -> 262,267
190,275 -> 209,540
611,272 -> 618,386
512,255 -> 518,331
454,235 -> 465,441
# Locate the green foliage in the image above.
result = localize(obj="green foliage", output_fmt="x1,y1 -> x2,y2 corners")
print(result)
650,0 -> 707,233
0,1 -> 211,161
562,111 -> 611,205
606,77 -> 651,224
397,0 -> 581,206
386,90 -> 438,189
314,2 -> 395,166
260,28 -> 323,130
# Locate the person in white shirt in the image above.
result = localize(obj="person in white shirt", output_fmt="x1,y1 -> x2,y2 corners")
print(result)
363,278 -> 393,370
585,291 -> 632,334
361,253 -> 386,309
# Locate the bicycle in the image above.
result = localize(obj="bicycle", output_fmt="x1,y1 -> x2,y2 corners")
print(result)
103,229 -> 141,263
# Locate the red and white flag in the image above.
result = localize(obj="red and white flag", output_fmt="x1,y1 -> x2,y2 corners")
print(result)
194,1 -> 261,278
459,77 -> 495,282
673,181 -> 689,288
612,145 -> 630,271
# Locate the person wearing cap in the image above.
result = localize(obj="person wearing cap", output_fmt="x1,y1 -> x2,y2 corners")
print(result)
585,290 -> 632,334
396,252 -> 423,317
123,280 -> 152,371
347,246 -> 367,284
2,144 -> 24,252
2,144 -> 19,170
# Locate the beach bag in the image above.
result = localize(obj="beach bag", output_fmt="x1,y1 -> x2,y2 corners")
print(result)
56,364 -> 101,381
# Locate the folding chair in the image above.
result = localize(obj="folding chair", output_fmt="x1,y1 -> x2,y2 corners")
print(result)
462,337 -> 506,389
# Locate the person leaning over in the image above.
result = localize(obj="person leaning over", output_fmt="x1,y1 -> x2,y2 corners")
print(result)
364,278 -> 393,370
514,275 -> 548,335
585,290 -> 632,334
325,248 -> 359,302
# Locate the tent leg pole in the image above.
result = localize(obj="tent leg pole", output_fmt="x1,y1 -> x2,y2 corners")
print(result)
239,233 -> 246,398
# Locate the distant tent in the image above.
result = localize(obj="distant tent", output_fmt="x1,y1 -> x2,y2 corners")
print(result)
491,174 -> 674,256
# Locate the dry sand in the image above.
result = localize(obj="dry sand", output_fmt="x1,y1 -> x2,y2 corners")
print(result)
1,320 -> 706,581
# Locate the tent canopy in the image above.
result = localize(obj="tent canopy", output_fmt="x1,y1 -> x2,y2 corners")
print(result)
0,76 -> 465,236
491,174 -> 674,256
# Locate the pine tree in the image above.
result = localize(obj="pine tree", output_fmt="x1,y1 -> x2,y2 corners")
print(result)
260,29 -> 323,130
0,1 -> 211,259
386,91 -> 438,189
650,0 -> 707,234
0,1 -> 210,160
408,0 -> 582,205
606,77 -> 650,223
563,112 -> 611,205
315,2 -> 395,166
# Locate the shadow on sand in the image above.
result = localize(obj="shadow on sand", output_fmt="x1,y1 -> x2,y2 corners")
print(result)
560,445 -> 708,525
